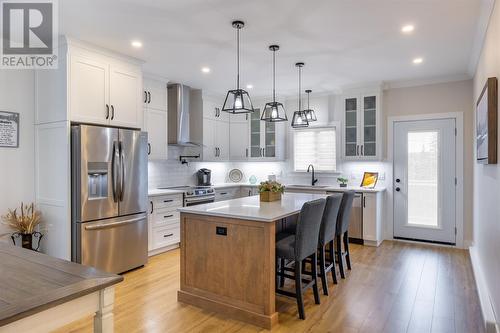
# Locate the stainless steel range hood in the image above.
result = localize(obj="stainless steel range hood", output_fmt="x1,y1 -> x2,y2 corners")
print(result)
167,83 -> 203,146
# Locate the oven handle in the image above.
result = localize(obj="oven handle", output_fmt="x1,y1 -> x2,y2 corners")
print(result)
184,197 -> 215,205
84,217 -> 144,231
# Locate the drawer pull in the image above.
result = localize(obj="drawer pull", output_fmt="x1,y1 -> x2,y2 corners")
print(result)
163,214 -> 174,218
163,233 -> 174,238
163,199 -> 174,203
219,192 -> 228,195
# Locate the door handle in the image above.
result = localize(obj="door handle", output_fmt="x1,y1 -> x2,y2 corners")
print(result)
147,143 -> 151,155
111,105 -> 115,120
111,141 -> 119,202
119,142 -> 125,201
105,104 -> 110,119
85,216 -> 145,230
150,201 -> 154,214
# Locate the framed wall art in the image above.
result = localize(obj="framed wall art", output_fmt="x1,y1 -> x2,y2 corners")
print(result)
476,77 -> 497,164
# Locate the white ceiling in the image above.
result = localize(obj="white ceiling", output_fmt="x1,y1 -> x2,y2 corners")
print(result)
60,0 -> 484,97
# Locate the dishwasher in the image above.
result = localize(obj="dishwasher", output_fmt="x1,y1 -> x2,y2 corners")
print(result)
326,192 -> 363,244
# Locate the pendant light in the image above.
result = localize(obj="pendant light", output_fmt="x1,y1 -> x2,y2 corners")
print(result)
222,20 -> 254,114
261,45 -> 287,122
303,89 -> 317,122
291,62 -> 309,128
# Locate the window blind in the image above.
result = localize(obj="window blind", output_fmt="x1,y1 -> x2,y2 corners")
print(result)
294,127 -> 336,172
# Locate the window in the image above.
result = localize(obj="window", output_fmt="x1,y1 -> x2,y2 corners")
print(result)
294,127 -> 337,172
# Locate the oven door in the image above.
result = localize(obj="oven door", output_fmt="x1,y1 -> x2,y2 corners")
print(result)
184,195 -> 215,206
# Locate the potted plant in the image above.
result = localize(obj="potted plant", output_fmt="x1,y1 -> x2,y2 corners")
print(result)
337,177 -> 349,188
1,202 -> 43,251
258,181 -> 285,202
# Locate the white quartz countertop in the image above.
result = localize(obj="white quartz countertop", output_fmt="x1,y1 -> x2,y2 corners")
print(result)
285,184 -> 385,193
178,192 -> 327,222
148,188 -> 185,196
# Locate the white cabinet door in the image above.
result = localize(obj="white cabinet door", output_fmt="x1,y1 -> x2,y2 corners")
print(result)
69,54 -> 109,125
229,121 -> 249,160
203,118 -> 216,161
145,108 -> 167,160
109,65 -> 142,128
144,79 -> 167,111
362,193 -> 377,241
215,120 -> 230,160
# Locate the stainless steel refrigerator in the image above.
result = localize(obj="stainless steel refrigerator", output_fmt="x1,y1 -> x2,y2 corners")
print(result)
71,124 -> 148,274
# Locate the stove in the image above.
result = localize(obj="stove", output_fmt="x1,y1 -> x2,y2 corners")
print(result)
158,185 -> 215,206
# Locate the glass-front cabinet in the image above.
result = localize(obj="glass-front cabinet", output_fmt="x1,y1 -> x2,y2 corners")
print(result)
343,92 -> 380,160
249,108 -> 279,159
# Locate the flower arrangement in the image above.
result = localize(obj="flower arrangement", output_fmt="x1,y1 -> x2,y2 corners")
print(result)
258,181 -> 285,202
258,181 -> 285,193
2,202 -> 42,234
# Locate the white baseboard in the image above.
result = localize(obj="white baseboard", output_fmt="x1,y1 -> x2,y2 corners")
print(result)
469,245 -> 499,333
148,243 -> 179,257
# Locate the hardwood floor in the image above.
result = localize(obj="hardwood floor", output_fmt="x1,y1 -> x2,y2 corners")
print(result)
57,241 -> 484,333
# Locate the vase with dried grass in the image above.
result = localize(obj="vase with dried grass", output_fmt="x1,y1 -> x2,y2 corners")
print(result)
1,202 -> 43,251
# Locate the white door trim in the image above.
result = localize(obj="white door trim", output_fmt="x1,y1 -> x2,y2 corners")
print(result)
387,112 -> 464,248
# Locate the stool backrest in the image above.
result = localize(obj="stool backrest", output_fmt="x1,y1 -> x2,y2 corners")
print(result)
319,194 -> 343,245
336,191 -> 355,235
295,198 -> 326,261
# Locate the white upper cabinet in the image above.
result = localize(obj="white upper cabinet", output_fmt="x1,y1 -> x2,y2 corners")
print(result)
229,113 -> 249,160
215,120 -> 230,160
248,109 -> 285,161
69,54 -> 109,124
203,117 -> 217,160
202,96 -> 230,161
144,78 -> 167,111
342,90 -> 381,160
109,65 -> 142,127
143,77 -> 168,160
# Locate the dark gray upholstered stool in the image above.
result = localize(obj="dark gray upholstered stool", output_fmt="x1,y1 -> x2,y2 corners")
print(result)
275,198 -> 326,320
317,194 -> 343,295
335,191 -> 355,279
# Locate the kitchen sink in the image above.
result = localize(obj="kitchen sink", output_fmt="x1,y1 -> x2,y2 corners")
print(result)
287,185 -> 330,189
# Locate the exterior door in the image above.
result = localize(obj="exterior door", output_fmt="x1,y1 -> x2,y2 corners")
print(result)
393,119 -> 456,244
118,129 -> 148,216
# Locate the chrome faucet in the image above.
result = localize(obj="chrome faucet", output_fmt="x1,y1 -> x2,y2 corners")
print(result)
307,164 -> 318,186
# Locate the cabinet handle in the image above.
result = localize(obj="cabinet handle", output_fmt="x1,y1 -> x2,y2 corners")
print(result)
105,104 -> 109,119
111,105 -> 115,120
147,143 -> 151,155
163,199 -> 173,203
144,91 -> 147,103
245,148 -> 248,157
163,214 -> 174,218
356,145 -> 359,156
150,201 -> 154,214
361,145 -> 364,156
163,233 -> 174,238
148,91 -> 151,104
363,196 -> 366,208
220,192 -> 228,195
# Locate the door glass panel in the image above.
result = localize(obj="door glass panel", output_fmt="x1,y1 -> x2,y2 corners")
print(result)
407,131 -> 439,227
345,98 -> 357,157
250,109 -> 261,157
363,96 -> 376,156
265,121 -> 276,157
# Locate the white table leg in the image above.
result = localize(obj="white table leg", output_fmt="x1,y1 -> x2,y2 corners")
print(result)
94,287 -> 115,333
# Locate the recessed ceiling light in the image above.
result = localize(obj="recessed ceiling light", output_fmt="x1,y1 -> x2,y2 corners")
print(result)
246,84 -> 253,89
413,57 -> 423,64
201,67 -> 211,73
131,40 -> 142,48
401,25 -> 415,33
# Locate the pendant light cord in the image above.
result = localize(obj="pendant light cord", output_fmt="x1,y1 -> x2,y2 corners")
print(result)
236,26 -> 240,90
298,66 -> 302,112
273,49 -> 276,102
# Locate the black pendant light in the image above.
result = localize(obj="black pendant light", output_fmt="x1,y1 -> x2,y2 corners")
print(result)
304,89 -> 317,122
291,62 -> 309,128
261,45 -> 287,122
222,20 -> 254,114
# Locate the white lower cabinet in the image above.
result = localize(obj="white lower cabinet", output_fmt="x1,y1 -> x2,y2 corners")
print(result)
362,192 -> 383,246
215,187 -> 240,202
240,186 -> 259,197
148,194 -> 183,255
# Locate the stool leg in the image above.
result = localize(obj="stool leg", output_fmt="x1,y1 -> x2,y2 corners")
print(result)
337,235 -> 345,279
344,232 -> 351,270
329,240 -> 338,284
311,253 -> 320,305
295,260 -> 305,320
279,258 -> 285,287
318,245 -> 328,295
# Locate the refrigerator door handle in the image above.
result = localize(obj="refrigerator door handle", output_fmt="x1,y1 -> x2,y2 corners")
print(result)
112,141 -> 120,202
119,142 -> 125,201
84,216 -> 144,230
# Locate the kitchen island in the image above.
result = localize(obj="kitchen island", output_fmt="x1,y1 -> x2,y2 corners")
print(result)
0,243 -> 122,332
177,192 -> 326,329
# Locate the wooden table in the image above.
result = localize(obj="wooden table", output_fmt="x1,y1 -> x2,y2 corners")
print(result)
0,243 -> 123,332
177,193 -> 326,329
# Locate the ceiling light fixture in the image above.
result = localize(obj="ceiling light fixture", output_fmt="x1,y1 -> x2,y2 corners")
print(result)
401,25 -> 415,33
261,45 -> 287,123
201,67 -> 211,73
131,40 -> 142,48
221,20 -> 254,114
413,57 -> 423,64
303,89 -> 317,122
291,62 -> 309,128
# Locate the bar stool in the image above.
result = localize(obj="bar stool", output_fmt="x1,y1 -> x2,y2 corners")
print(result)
335,191 -> 355,279
317,194 -> 343,295
275,198 -> 326,320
